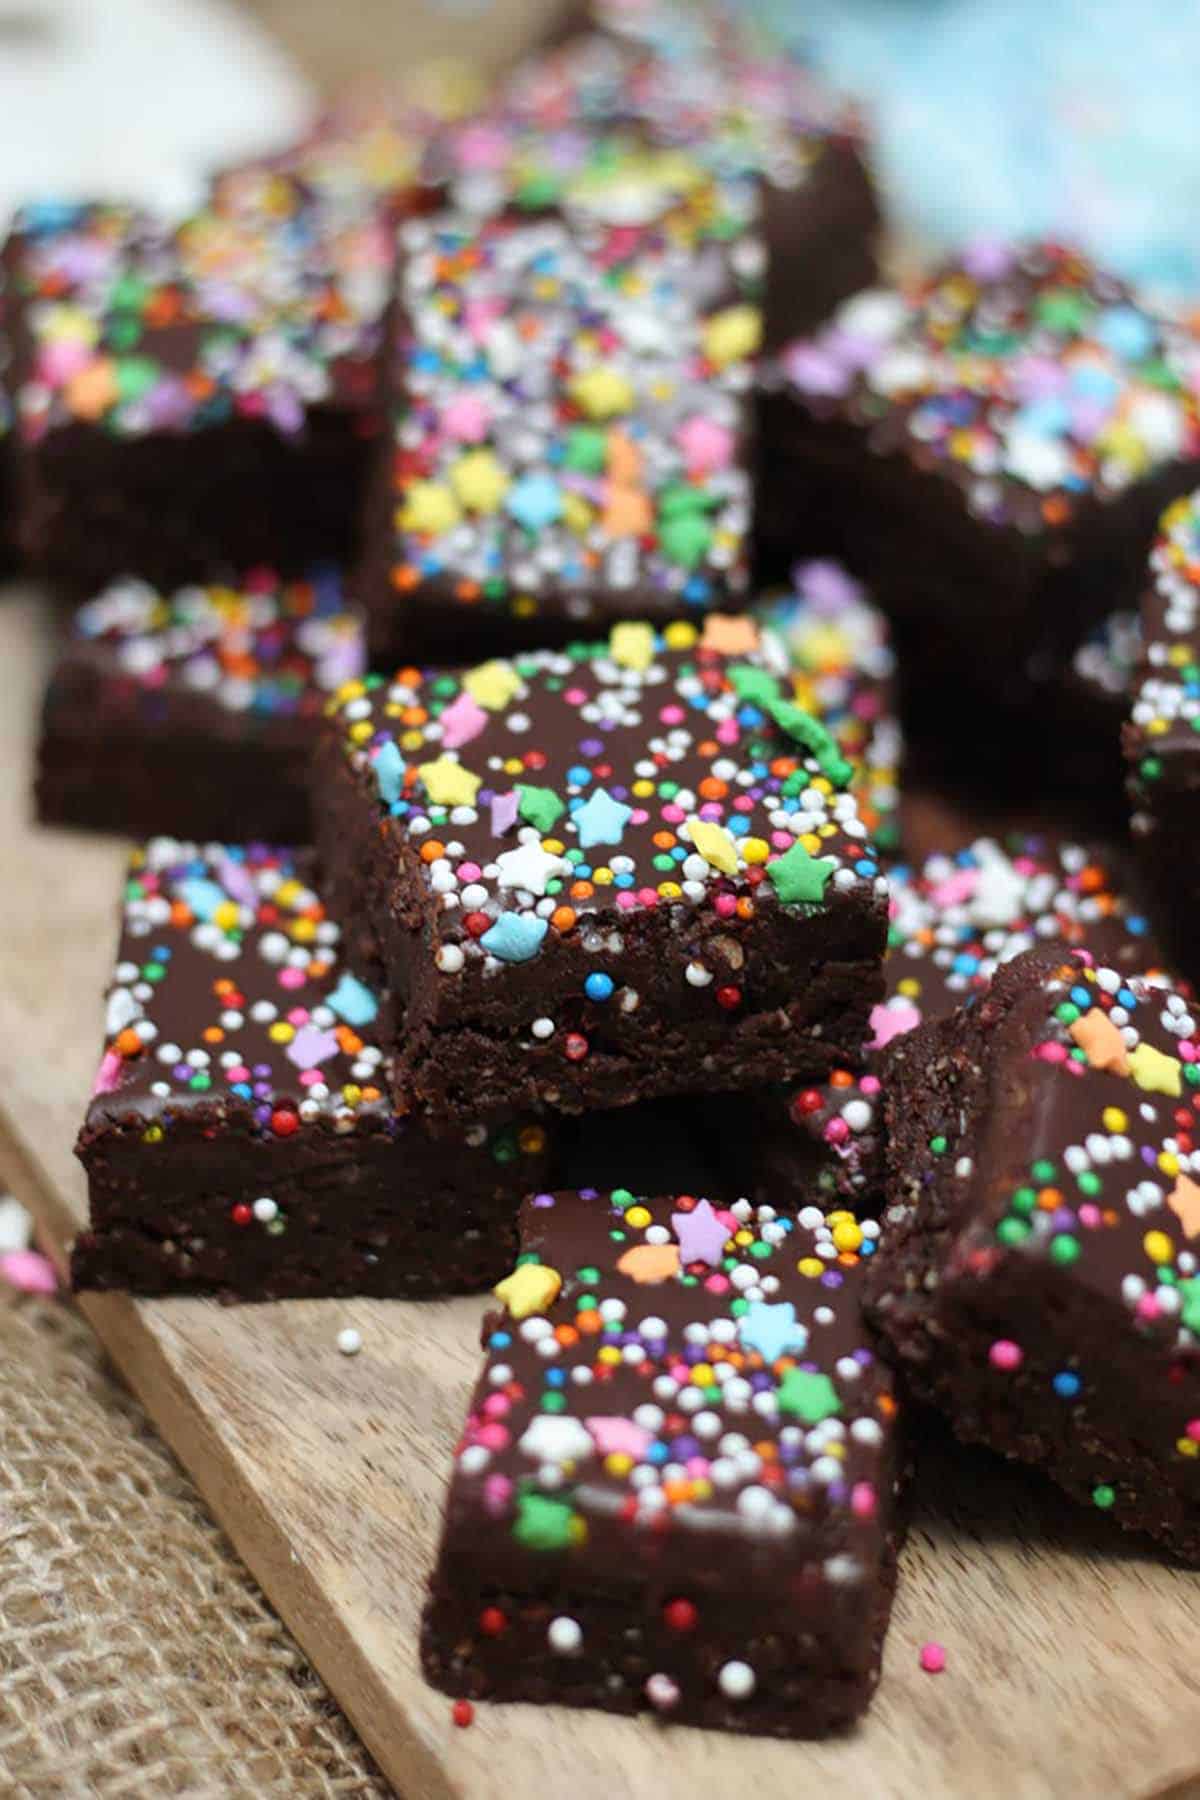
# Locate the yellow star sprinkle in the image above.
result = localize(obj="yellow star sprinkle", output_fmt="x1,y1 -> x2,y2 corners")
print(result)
463,659 -> 522,711
417,756 -> 481,809
399,480 -> 461,535
609,620 -> 656,671
701,304 -> 762,369
687,818 -> 739,875
1128,1041 -> 1182,1097
449,448 -> 510,513
569,366 -> 635,419
493,1263 -> 563,1320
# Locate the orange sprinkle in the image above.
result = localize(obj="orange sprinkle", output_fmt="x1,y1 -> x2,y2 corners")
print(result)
698,776 -> 728,801
552,905 -> 579,931
202,1026 -> 224,1044
114,1028 -> 143,1058
830,1068 -> 855,1089
575,1308 -> 602,1334
554,1324 -> 580,1347
390,565 -> 420,591
1037,1186 -> 1063,1211
420,840 -> 446,863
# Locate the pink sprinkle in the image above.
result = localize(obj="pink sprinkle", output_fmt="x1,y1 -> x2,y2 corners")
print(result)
476,1421 -> 509,1449
988,1339 -> 1023,1371
712,893 -> 737,918
1186,1420 -> 1200,1442
769,830 -> 793,850
861,1074 -> 882,1096
564,686 -> 587,705
278,967 -> 306,990
441,394 -> 491,442
929,870 -> 977,908
1136,1293 -> 1161,1322
825,1118 -> 851,1147
1,1250 -> 58,1296
1034,1041 -> 1068,1064
458,861 -> 482,883
659,704 -> 685,725
676,414 -> 734,473
482,1392 -> 510,1419
629,808 -> 649,826
661,803 -> 686,824
287,1007 -> 311,1025
616,891 -> 638,910
1077,1203 -> 1102,1229
703,1273 -> 730,1294
91,1048 -> 123,1097
298,1069 -> 322,1087
715,719 -> 740,745
1181,1041 -> 1198,1063
851,1481 -> 877,1520
636,888 -> 658,908
919,1642 -> 947,1674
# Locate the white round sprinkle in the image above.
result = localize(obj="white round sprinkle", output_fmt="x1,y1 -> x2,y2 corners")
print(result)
717,1659 -> 756,1700
547,1616 -> 583,1656
336,1327 -> 362,1356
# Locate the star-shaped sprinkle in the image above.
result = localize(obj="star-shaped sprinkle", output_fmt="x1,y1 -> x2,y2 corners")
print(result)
516,784 -> 565,834
670,1199 -> 729,1268
699,612 -> 758,653
870,999 -> 922,1049
609,620 -> 655,671
513,1492 -> 582,1551
507,471 -> 563,531
490,789 -> 520,836
687,818 -> 739,875
326,973 -> 378,1027
450,447 -> 510,513
285,1024 -> 339,1071
766,841 -> 835,905
615,1242 -> 680,1284
438,689 -> 488,750
400,479 -> 460,534
495,842 -> 565,895
464,659 -> 522,711
1169,1174 -> 1200,1240
1128,1041 -> 1182,1097
570,365 -> 634,418
574,786 -> 634,850
585,1417 -> 652,1460
493,1262 -> 562,1319
1069,1007 -> 1129,1075
418,756 -> 481,809
702,303 -> 761,369
776,1368 -> 843,1423
480,914 -> 548,962
518,1415 -> 593,1466
373,740 -> 405,805
738,1301 -> 808,1365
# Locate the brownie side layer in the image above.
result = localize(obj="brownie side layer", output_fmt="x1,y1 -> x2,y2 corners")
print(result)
16,409 -> 372,600
74,1110 -> 539,1303
865,953 -> 1200,1564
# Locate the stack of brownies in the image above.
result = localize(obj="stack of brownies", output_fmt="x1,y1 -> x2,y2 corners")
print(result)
8,0 -> 1200,1745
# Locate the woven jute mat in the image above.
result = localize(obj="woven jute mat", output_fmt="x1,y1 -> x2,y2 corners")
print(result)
0,1287 -> 388,1797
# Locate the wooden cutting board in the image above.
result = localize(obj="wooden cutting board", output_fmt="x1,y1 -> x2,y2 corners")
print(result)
2,585 -> 1198,1800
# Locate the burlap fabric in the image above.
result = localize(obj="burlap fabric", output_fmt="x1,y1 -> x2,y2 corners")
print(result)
0,1288 -> 389,1797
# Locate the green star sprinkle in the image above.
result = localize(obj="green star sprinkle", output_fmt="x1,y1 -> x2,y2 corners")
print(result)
513,1492 -> 583,1551
777,1368 -> 843,1424
766,840 -> 835,905
516,784 -> 565,834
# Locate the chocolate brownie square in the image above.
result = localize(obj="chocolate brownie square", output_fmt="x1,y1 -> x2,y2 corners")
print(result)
5,196 -> 392,598
37,566 -> 365,844
489,3 -> 880,349
865,944 -> 1200,1562
747,836 -> 1163,1214
313,616 -> 888,1120
1126,489 -> 1200,982
361,178 -> 762,664
72,841 -> 551,1301
422,1183 -> 904,1736
759,241 -> 1200,738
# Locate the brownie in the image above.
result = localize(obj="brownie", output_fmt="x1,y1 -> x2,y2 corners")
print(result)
313,616 -> 888,1120
752,557 -> 902,856
759,241 -> 1200,787
1126,490 -> 1200,982
36,567 -> 365,844
361,176 -> 762,663
421,1184 -> 904,1736
865,945 -> 1200,1563
487,4 -> 880,349
71,841 -> 551,1301
5,196 -> 393,598
746,835 -> 1164,1214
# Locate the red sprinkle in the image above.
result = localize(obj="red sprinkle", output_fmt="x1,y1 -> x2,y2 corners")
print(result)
452,1700 -> 474,1728
715,985 -> 742,1010
662,1597 -> 698,1632
230,1202 -> 253,1227
478,1606 -> 507,1636
270,1108 -> 299,1137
